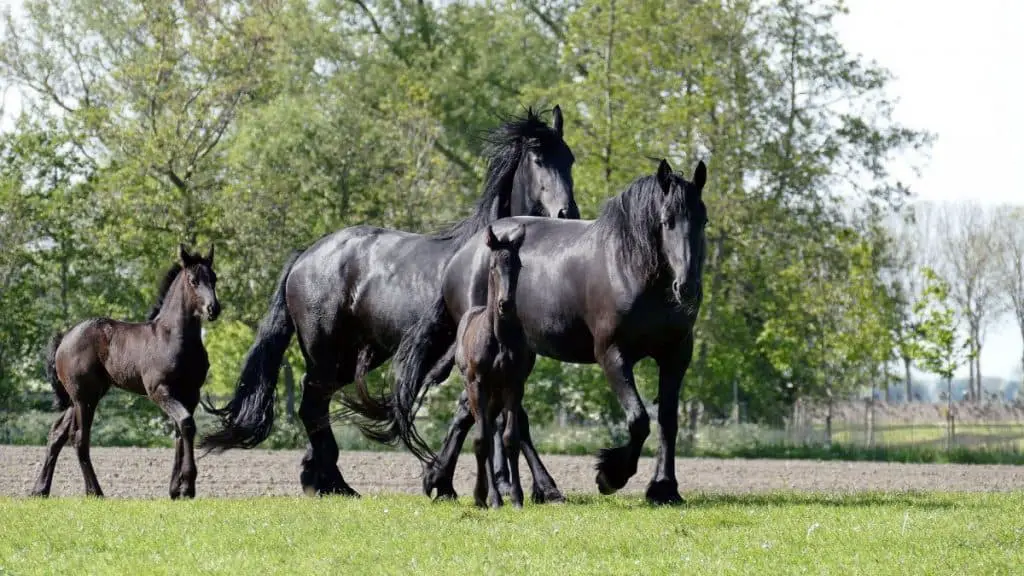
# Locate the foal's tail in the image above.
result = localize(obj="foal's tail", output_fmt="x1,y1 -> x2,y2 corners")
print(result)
343,294 -> 457,464
200,250 -> 303,453
44,331 -> 70,411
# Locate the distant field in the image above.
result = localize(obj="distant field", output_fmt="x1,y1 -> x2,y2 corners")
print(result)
830,423 -> 1024,450
1,493 -> 1022,575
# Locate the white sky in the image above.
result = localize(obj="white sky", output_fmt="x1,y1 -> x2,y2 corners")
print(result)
835,0 -> 1024,380
2,0 -> 1022,379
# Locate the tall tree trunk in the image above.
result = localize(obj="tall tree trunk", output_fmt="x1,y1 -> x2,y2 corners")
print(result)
903,356 -> 913,402
601,0 -> 616,195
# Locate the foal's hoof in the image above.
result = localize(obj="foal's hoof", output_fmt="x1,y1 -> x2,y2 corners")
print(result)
29,489 -> 50,498
645,480 -> 684,506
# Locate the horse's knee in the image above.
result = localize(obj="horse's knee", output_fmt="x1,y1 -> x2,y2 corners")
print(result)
629,411 -> 650,441
179,416 -> 197,439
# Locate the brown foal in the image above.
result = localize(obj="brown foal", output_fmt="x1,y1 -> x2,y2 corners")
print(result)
454,224 -> 530,508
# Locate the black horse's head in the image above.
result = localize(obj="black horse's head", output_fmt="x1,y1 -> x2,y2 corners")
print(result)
486,105 -> 578,221
179,243 -> 221,322
655,159 -> 708,312
484,224 -> 526,318
513,106 -> 578,220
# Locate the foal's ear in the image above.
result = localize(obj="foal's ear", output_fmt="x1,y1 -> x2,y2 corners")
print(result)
656,159 -> 673,195
485,225 -> 500,249
205,243 -> 215,265
508,224 -> 526,249
178,243 -> 194,266
552,104 -> 564,138
692,160 -> 707,193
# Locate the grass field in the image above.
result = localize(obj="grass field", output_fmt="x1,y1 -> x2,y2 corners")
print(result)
1,493 -> 1022,575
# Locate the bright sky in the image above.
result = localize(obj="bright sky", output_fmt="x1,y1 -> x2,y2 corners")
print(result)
836,0 -> 1024,380
2,0 -> 1023,379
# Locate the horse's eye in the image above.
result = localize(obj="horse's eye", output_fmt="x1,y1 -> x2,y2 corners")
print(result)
189,276 -> 199,287
664,218 -> 675,230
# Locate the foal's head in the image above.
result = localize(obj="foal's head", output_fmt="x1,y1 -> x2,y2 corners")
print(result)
484,224 -> 526,319
178,244 -> 221,322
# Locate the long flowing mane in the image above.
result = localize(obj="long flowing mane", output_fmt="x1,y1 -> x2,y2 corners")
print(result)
591,172 -> 686,280
432,108 -> 563,245
146,263 -> 184,321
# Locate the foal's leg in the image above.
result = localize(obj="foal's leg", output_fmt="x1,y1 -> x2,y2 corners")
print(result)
645,342 -> 692,506
472,381 -> 501,509
492,410 -> 514,496
30,408 -> 74,497
299,376 -> 357,497
594,344 -> 648,495
73,399 -> 103,497
151,389 -> 198,499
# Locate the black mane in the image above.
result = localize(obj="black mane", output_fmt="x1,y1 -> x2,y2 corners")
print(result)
592,171 -> 687,280
146,263 -> 184,321
433,107 -> 563,244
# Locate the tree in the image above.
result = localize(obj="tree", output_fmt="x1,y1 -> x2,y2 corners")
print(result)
994,207 -> 1024,381
913,268 -> 970,404
934,202 -> 1004,401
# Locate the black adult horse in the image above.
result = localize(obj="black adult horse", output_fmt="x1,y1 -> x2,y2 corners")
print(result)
201,108 -> 579,498
353,159 -> 708,505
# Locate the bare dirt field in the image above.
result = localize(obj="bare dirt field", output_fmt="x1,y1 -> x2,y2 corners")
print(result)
3,445 -> 1023,499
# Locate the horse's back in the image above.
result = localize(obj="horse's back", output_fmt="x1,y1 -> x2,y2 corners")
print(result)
288,225 -> 457,352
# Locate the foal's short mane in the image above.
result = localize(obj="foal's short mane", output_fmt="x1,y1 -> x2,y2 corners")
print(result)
433,107 -> 564,245
146,263 -> 184,321
592,172 -> 687,280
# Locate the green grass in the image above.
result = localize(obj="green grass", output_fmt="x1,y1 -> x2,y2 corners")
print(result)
1,492 -> 1023,575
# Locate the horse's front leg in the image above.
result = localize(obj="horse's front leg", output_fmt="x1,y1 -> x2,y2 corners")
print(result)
594,344 -> 647,496
646,337 -> 693,506
151,389 -> 197,499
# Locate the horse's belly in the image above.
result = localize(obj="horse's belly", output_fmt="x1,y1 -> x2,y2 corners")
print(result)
525,321 -> 594,364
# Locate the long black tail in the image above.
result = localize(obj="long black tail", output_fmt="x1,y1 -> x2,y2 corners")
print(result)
343,294 -> 457,464
44,331 -> 70,411
200,250 -> 303,453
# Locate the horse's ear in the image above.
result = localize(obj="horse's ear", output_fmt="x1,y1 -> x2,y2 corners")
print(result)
206,243 -> 215,264
552,105 -> 564,138
693,160 -> 707,192
485,225 -> 499,249
178,243 -> 193,266
509,224 -> 526,249
657,159 -> 673,194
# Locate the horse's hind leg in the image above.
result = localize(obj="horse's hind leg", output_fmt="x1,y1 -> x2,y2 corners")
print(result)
423,390 -> 474,500
73,399 -> 103,497
299,375 -> 357,497
502,404 -> 524,508
30,408 -> 74,497
516,406 -> 565,504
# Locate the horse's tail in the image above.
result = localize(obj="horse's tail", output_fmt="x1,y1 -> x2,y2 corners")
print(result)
199,250 -> 303,453
44,331 -> 70,411
342,293 -> 457,464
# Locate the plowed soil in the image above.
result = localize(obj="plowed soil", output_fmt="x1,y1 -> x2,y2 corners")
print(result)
3,445 -> 1023,499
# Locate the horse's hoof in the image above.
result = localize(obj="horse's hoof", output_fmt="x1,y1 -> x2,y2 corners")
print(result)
496,480 -> 515,498
531,485 -> 566,504
645,480 -> 684,506
596,471 -> 619,495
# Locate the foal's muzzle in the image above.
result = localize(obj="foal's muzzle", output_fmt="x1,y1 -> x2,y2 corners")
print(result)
205,302 -> 221,321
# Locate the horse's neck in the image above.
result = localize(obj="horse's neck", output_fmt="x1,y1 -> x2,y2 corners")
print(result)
492,308 -> 523,349
153,278 -> 201,338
